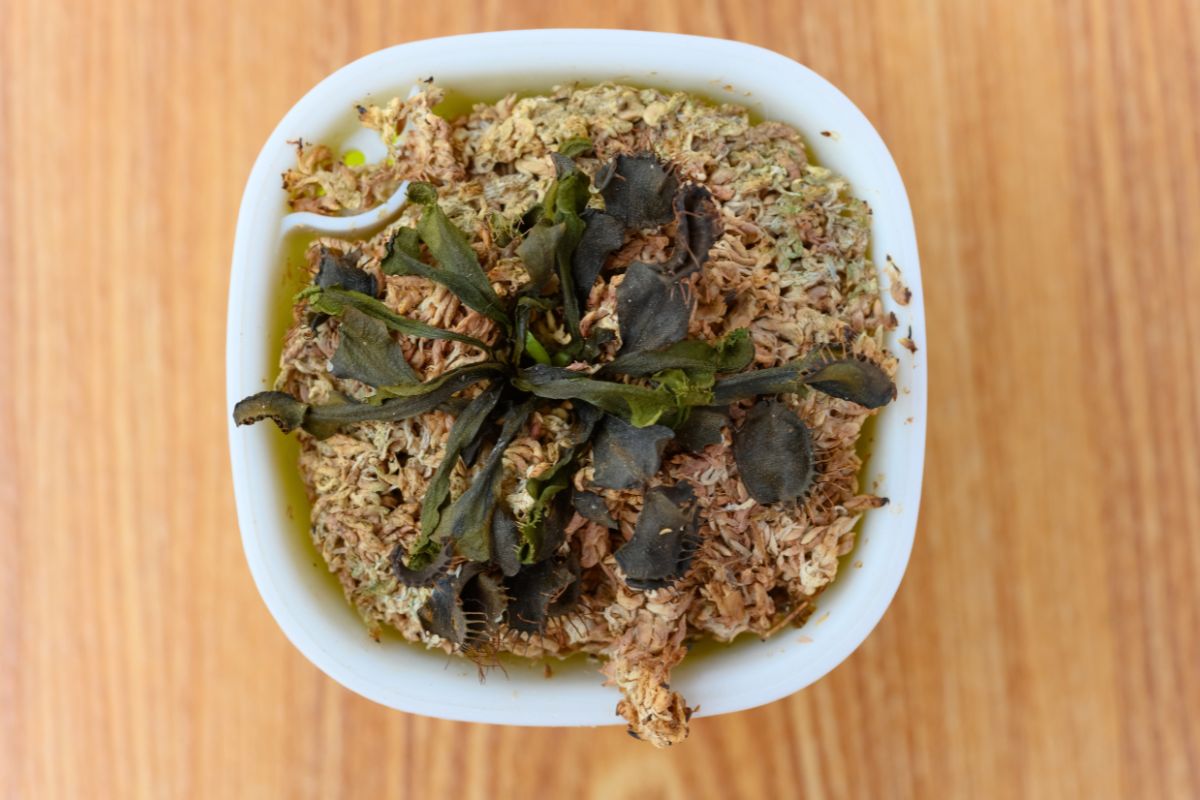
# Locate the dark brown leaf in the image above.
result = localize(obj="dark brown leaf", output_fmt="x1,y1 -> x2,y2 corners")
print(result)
614,482 -> 701,591
572,490 -> 617,529
732,400 -> 814,504
591,414 -> 674,490
673,406 -> 728,452
596,153 -> 679,229
616,261 -> 692,355
503,558 -> 576,634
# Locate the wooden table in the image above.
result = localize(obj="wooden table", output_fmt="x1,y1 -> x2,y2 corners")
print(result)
3,1 -> 1198,797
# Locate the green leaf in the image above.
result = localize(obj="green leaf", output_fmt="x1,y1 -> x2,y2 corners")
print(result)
511,294 -> 555,367
614,482 -> 701,591
329,306 -> 419,388
232,391 -> 308,433
557,136 -> 593,158
380,185 -> 510,328
306,286 -> 491,352
596,153 -> 679,229
434,400 -> 535,562
514,366 -> 675,427
523,331 -> 552,365
516,220 -> 566,291
604,328 -> 753,377
653,367 -> 715,409
591,414 -> 674,490
733,400 -> 815,504
517,403 -> 602,562
300,362 -> 505,439
417,385 -> 504,548
389,227 -> 421,260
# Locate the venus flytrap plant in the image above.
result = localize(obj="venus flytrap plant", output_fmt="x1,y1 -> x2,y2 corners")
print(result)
234,150 -> 895,652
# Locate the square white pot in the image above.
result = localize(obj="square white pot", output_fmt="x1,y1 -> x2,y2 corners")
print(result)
226,29 -> 926,726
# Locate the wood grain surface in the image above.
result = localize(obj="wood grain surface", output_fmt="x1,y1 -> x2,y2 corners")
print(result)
3,1 -> 1198,797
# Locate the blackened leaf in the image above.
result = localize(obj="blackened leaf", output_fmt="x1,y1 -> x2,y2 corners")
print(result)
673,406 -> 727,452
316,247 -> 377,296
460,571 -> 507,645
557,136 -> 593,158
330,306 -> 419,387
591,414 -> 674,490
419,563 -> 484,645
605,329 -> 753,377
515,220 -> 565,291
733,400 -> 814,504
572,490 -> 616,529
711,352 -> 896,408
548,551 -> 582,614
379,186 -> 509,327
661,184 -> 722,278
305,287 -> 490,352
434,400 -> 535,562
596,153 -> 679,229
514,366 -> 674,427
615,482 -> 701,591
390,539 -> 453,588
232,391 -> 308,433
571,210 -> 624,309
389,227 -> 422,260
517,403 -> 603,562
418,385 -> 504,541
301,362 -> 504,439
490,506 -> 522,577
803,358 -> 896,409
504,558 -> 576,634
616,262 -> 692,355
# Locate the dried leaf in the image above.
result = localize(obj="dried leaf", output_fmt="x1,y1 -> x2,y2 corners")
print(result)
419,563 -> 483,645
596,153 -> 678,229
572,489 -> 616,528
232,391 -> 308,433
712,351 -> 895,408
591,414 -> 674,490
490,506 -> 522,577
802,358 -> 896,409
316,247 -> 376,296
661,184 -> 721,278
330,306 -> 419,387
615,482 -> 701,590
616,262 -> 692,355
515,220 -> 566,291
571,210 -> 624,308
733,400 -> 814,504
503,557 -> 576,634
673,406 -> 727,452
390,540 -> 453,588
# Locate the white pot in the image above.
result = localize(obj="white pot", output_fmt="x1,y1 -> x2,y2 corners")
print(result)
226,29 -> 926,727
